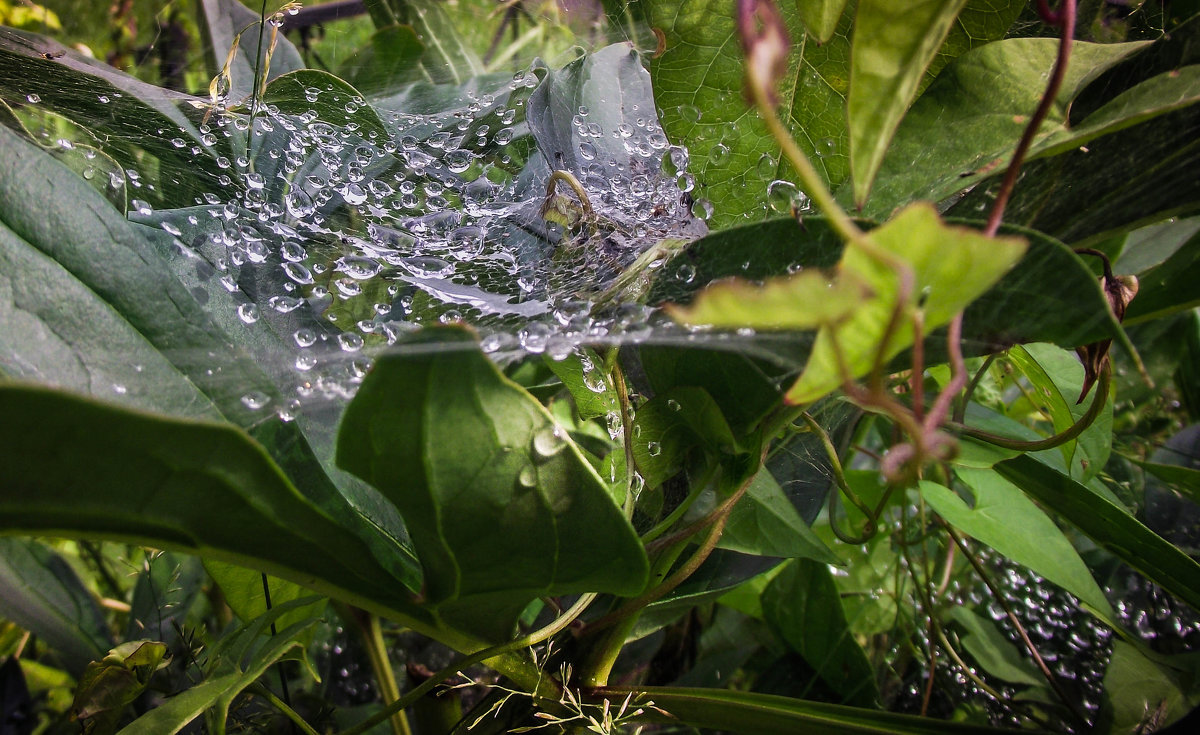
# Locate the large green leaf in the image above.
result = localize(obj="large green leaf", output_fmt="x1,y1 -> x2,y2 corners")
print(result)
787,203 -> 1026,404
847,0 -> 968,206
648,0 -> 852,227
338,25 -> 426,96
923,470 -> 1117,626
0,384 -> 437,637
607,685 -> 1016,733
1124,224 -> 1200,322
761,559 -> 879,706
1099,641 -> 1195,734
0,27 -> 231,209
996,453 -> 1200,614
0,119 -> 422,595
859,38 -> 1149,218
0,538 -> 113,676
648,0 -> 1020,228
336,326 -> 649,641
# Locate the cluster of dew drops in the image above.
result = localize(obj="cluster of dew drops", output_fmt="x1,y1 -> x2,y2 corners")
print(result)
74,61 -> 720,422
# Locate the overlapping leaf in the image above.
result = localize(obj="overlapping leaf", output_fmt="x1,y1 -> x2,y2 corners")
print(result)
337,326 -> 648,641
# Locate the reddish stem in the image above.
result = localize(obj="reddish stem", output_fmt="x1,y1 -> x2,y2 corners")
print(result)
985,0 -> 1076,237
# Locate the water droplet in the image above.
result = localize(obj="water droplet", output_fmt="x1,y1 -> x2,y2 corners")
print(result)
532,427 -> 566,459
26,93 -> 40,104
283,261 -> 313,284
815,137 -> 837,157
690,198 -> 713,220
342,182 -> 367,205
756,153 -> 776,179
338,332 -> 364,352
131,199 -> 152,216
708,143 -> 730,167
667,399 -> 682,412
445,149 -> 471,173
767,179 -> 801,214
518,465 -> 537,488
661,145 -> 689,177
237,303 -> 259,323
241,390 -> 270,410
646,441 -> 662,457
294,328 -> 317,348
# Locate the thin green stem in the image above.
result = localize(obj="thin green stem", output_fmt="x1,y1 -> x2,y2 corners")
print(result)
588,465 -> 759,636
361,613 -> 411,735
609,350 -> 638,518
954,353 -> 998,424
639,463 -> 717,543
334,594 -> 597,735
746,78 -> 860,245
945,524 -> 1088,727
248,683 -> 321,735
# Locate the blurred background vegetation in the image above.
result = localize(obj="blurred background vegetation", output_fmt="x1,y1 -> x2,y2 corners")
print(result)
2,0 -> 620,95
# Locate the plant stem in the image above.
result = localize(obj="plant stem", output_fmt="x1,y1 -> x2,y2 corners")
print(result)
639,463 -> 716,543
358,612 -> 411,735
954,353 -> 998,424
945,525 -> 1088,727
248,683 -> 321,735
609,350 -> 638,517
985,0 -> 1076,237
746,76 -> 861,246
334,594 -> 597,735
589,466 -> 757,635
950,365 -> 1109,451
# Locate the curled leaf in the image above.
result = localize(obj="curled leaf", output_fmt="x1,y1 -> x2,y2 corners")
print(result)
1075,249 -> 1139,403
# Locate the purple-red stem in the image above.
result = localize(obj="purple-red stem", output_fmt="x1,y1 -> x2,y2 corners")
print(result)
985,0 -> 1076,237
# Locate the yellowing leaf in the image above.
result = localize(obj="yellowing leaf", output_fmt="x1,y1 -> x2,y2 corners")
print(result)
666,268 -> 870,329
786,203 -> 1025,404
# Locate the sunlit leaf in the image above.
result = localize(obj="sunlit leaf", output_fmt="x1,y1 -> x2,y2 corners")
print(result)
923,470 -> 1118,627
786,203 -> 1026,404
796,0 -> 850,43
204,561 -> 327,640
667,268 -> 869,329
996,454 -> 1200,614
